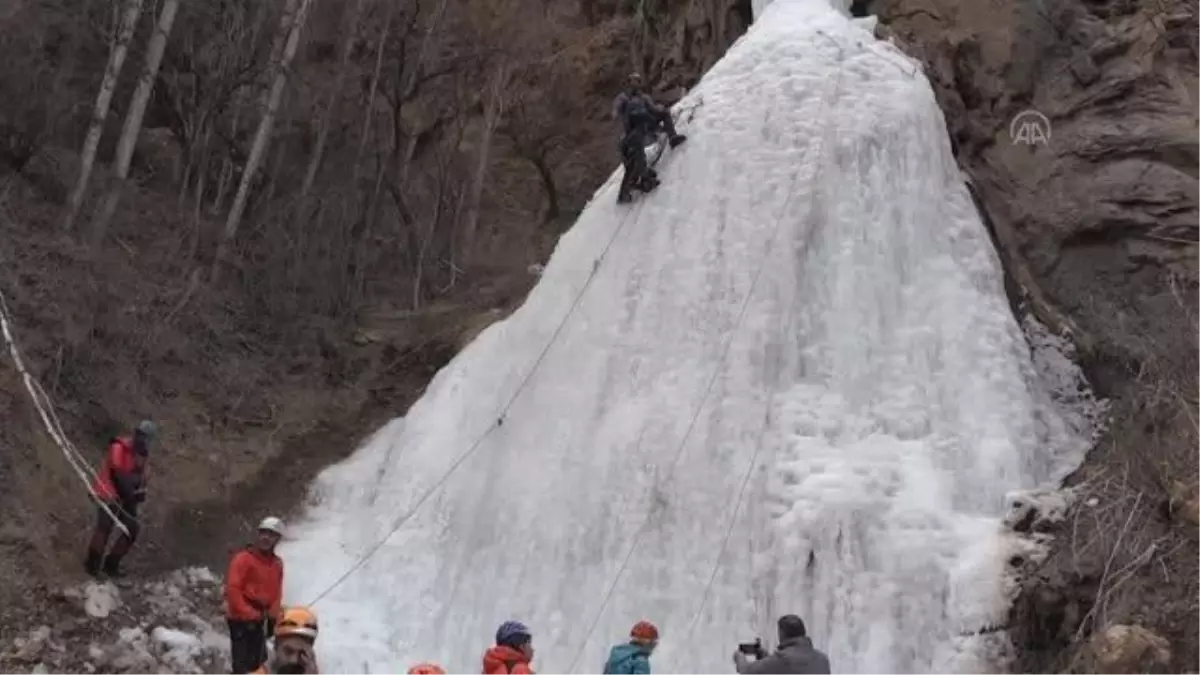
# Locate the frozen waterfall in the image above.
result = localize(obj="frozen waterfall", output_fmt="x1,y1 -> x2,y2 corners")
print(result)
279,0 -> 1101,672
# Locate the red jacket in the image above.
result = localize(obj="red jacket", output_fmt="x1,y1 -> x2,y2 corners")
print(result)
92,436 -> 148,503
482,645 -> 534,674
225,547 -> 284,621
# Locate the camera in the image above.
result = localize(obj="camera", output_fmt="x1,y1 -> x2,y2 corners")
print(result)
737,638 -> 766,659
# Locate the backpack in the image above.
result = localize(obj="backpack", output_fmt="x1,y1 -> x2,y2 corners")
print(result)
604,649 -> 646,675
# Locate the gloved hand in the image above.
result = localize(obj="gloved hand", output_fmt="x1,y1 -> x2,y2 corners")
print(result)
134,488 -> 147,503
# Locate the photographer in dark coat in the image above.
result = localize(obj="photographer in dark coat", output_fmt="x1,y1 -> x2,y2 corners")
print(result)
734,615 -> 830,674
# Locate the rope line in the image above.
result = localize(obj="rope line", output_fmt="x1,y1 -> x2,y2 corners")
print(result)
679,43 -> 849,655
0,287 -> 132,536
307,155 -> 665,606
564,41 -> 850,672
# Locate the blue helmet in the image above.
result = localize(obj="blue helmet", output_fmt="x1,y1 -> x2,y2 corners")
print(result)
496,620 -> 531,647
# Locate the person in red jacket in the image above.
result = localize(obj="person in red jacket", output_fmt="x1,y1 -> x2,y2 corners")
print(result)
483,620 -> 536,674
226,516 -> 286,673
84,419 -> 156,578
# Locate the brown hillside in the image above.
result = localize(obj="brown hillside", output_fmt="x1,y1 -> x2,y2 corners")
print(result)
0,0 -> 745,636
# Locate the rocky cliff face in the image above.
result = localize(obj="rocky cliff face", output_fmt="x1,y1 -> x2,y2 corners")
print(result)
858,0 -> 1198,670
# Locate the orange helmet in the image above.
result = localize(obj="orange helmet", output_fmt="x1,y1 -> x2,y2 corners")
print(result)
407,663 -> 446,674
276,606 -> 319,641
631,620 -> 659,643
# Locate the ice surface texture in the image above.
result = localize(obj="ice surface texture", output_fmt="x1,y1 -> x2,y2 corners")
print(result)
280,1 -> 1100,672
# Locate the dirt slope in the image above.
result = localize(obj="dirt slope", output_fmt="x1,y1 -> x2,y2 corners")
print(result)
0,0 -> 746,660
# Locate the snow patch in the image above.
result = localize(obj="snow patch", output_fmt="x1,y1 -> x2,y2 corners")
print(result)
1004,487 -> 1076,533
2,567 -> 230,674
152,626 -> 208,673
83,581 -> 120,618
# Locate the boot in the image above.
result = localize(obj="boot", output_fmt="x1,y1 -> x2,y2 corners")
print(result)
102,551 -> 126,579
669,134 -> 687,148
101,556 -> 125,579
617,189 -> 633,204
84,548 -> 103,577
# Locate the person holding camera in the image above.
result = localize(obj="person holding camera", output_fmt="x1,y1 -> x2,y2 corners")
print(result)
733,615 -> 830,674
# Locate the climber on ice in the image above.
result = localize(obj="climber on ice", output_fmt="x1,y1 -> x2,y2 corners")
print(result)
84,419 -> 156,578
612,72 -> 687,204
603,620 -> 659,674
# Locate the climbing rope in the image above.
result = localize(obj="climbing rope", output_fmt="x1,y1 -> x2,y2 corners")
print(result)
0,286 -> 132,536
678,41 -> 850,656
565,36 -> 851,672
306,143 -> 678,606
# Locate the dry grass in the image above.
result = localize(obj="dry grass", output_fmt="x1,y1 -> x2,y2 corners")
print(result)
1011,270 -> 1199,673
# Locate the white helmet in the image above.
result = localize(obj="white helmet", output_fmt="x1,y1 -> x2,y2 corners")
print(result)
257,516 -> 285,536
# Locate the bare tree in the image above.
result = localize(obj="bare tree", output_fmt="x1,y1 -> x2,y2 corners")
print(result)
161,0 -> 275,217
89,0 -> 183,248
63,0 -> 146,233
213,0 -> 316,280
503,48 -> 589,225
298,0 -> 368,202
460,61 -> 511,263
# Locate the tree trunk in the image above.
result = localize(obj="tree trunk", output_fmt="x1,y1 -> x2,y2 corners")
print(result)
48,0 -> 100,141
531,152 -> 560,223
62,0 -> 146,233
213,0 -> 315,281
299,0 -> 367,202
89,0 -> 182,248
210,92 -> 245,215
396,0 -> 450,189
211,159 -> 233,214
460,63 -> 509,265
351,1 -> 396,184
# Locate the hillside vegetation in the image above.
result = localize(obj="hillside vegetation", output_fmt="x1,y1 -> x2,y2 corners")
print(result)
0,0 -> 746,625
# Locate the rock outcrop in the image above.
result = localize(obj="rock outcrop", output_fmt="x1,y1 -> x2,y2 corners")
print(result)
853,0 -> 1197,670
865,0 -> 1197,381
1080,623 -> 1173,674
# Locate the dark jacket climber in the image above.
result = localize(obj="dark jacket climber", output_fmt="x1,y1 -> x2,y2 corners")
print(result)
226,517 -> 286,674
733,615 -> 830,675
84,419 -> 156,578
612,73 -> 687,203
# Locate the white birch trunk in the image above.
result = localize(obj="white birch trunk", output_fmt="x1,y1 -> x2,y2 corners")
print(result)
89,0 -> 182,247
63,0 -> 146,232
213,0 -> 316,280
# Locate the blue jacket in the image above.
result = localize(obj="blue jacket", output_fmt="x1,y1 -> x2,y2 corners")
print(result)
603,642 -> 652,675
